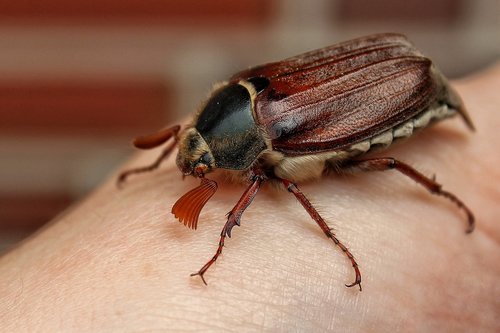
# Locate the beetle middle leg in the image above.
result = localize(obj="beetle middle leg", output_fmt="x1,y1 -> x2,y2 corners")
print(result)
345,157 -> 475,233
281,179 -> 362,291
191,173 -> 265,285
117,125 -> 180,186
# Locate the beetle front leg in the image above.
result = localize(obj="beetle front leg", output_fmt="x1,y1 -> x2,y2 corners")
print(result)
191,173 -> 265,285
346,157 -> 475,233
281,179 -> 362,291
117,125 -> 181,186
117,141 -> 177,187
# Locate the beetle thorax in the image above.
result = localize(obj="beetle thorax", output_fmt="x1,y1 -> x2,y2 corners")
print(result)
193,82 -> 268,171
176,127 -> 215,177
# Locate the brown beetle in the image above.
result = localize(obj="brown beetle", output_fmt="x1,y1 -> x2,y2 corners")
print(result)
118,33 -> 475,291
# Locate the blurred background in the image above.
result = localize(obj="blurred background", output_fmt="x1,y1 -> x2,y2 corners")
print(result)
0,0 -> 498,252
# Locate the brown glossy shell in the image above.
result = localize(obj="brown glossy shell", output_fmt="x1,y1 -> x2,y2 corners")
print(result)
231,33 -> 442,155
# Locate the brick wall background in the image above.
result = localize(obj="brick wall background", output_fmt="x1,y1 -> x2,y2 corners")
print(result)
0,0 -> 499,251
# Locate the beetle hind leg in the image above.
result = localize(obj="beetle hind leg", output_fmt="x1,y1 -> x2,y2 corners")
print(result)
281,179 -> 362,291
346,157 -> 475,233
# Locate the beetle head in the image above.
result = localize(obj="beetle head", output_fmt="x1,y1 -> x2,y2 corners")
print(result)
176,127 -> 215,178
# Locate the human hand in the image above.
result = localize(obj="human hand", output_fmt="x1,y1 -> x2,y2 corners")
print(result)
1,63 -> 499,332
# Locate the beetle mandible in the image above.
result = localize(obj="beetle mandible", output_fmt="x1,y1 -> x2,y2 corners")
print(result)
118,33 -> 475,291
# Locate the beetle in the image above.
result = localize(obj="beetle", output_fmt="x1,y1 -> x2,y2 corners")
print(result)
118,33 -> 475,291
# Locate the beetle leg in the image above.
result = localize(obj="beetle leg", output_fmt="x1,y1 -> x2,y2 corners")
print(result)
281,179 -> 362,291
132,125 -> 181,149
346,157 -> 475,233
117,125 -> 181,186
117,138 -> 178,187
191,173 -> 265,285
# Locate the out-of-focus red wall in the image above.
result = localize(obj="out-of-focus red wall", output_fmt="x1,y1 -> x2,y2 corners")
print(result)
0,0 -> 498,251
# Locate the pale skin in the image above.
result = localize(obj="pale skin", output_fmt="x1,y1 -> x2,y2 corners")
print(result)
1,64 -> 499,332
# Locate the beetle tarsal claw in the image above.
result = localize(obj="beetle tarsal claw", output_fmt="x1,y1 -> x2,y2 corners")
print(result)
190,271 -> 208,285
345,281 -> 363,292
171,178 -> 218,230
223,214 -> 241,238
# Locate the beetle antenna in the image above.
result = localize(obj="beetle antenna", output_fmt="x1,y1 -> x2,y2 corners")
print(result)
171,178 -> 218,230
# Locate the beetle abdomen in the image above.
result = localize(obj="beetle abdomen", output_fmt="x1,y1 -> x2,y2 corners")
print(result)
347,103 -> 456,153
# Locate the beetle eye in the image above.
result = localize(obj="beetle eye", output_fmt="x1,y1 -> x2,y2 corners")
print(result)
200,152 -> 212,165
